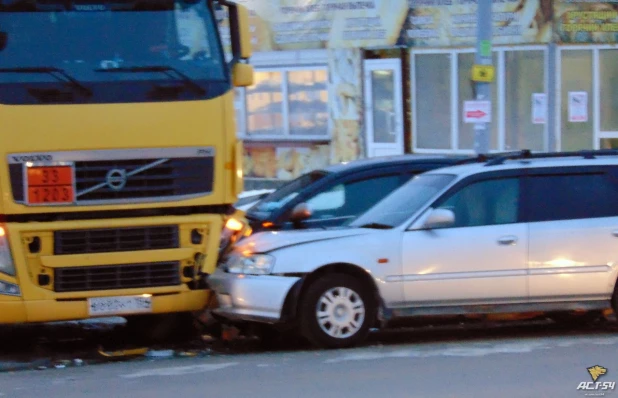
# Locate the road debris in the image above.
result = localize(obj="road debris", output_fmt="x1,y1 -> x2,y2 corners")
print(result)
97,347 -> 149,358
145,350 -> 175,359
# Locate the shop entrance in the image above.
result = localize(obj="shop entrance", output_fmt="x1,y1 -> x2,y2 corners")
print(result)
363,58 -> 405,157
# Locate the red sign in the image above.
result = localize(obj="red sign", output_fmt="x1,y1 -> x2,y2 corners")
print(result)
463,100 -> 491,124
26,165 -> 75,205
465,110 -> 487,119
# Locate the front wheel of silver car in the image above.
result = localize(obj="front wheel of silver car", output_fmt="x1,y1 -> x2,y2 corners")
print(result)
299,273 -> 375,349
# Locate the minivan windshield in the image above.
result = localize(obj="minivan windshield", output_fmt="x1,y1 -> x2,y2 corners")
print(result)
247,171 -> 329,218
350,173 -> 456,229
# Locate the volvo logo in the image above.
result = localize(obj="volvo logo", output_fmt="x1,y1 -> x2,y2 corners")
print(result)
76,159 -> 166,199
105,169 -> 127,191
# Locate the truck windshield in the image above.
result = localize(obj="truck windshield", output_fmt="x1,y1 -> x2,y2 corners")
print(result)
0,0 -> 229,104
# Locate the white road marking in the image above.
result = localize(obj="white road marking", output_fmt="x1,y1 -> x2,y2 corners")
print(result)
122,362 -> 238,378
325,336 -> 618,364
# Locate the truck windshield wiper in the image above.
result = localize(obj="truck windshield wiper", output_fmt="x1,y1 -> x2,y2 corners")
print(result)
357,222 -> 393,229
0,67 -> 92,97
94,65 -> 206,96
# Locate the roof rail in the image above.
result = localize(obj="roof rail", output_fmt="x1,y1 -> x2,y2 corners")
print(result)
483,149 -> 618,166
454,150 -> 534,165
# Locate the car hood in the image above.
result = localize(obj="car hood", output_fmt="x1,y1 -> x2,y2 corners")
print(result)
235,227 -> 375,254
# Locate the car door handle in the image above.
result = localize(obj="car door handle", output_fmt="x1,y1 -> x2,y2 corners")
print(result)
612,230 -> 618,237
497,235 -> 518,246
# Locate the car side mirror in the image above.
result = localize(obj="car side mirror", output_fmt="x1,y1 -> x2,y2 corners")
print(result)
290,202 -> 312,223
0,32 -> 7,51
423,208 -> 455,229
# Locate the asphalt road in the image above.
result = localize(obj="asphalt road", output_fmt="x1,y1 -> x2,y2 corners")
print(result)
1,325 -> 617,398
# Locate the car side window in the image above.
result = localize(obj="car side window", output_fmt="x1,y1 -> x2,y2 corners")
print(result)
304,175 -> 402,222
524,172 -> 618,222
435,178 -> 520,228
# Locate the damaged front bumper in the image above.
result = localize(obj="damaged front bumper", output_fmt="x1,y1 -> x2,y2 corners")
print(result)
208,267 -> 301,324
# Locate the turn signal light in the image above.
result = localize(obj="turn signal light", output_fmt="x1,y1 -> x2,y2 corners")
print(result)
226,218 -> 244,232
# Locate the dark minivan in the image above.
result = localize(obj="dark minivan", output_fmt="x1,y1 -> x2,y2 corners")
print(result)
242,154 -> 472,233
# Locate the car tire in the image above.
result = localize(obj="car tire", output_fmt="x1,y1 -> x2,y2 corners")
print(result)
299,273 -> 375,349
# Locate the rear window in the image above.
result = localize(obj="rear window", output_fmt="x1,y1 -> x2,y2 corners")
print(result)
524,171 -> 618,222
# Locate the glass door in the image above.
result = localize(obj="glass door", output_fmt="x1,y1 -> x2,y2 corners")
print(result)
363,59 -> 404,157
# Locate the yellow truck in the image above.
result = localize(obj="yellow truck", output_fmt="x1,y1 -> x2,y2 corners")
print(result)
0,0 -> 253,340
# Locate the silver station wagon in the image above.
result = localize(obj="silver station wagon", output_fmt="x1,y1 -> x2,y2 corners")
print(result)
209,150 -> 618,349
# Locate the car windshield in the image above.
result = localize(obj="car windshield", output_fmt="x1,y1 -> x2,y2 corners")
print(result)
0,0 -> 228,104
248,171 -> 329,218
350,173 -> 456,229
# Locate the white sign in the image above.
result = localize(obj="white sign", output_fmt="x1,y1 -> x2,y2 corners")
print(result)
463,100 -> 491,124
531,93 -> 547,124
568,91 -> 588,123
88,295 -> 152,316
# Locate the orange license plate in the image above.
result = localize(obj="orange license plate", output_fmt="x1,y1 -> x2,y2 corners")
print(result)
26,165 -> 74,204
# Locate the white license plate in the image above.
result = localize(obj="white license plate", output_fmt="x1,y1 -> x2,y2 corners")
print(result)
88,295 -> 153,316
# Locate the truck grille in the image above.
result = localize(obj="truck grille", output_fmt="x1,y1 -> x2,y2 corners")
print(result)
54,261 -> 181,292
9,156 -> 214,204
54,225 -> 179,255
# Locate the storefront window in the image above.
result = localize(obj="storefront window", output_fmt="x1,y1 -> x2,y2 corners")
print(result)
505,50 -> 545,151
288,70 -> 328,136
413,47 -> 548,153
415,53 -> 451,149
243,68 -> 328,138
600,49 -> 618,133
246,71 -> 284,135
560,50 -> 593,151
457,52 -> 498,150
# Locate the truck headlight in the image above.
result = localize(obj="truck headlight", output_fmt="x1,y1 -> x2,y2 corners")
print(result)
0,280 -> 20,296
0,226 -> 15,276
220,217 -> 250,247
226,253 -> 275,275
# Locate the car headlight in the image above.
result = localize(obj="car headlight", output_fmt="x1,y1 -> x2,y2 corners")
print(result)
226,253 -> 275,275
0,225 -> 15,277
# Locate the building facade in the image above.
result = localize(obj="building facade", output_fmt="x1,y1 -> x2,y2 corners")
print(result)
219,0 -> 618,186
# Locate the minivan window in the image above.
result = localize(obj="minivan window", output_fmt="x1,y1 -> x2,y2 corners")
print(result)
249,171 -> 328,217
304,175 -> 402,223
350,174 -> 456,229
524,173 -> 618,222
434,178 -> 520,228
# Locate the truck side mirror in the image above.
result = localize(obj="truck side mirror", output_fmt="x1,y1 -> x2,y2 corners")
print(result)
220,1 -> 252,61
235,4 -> 252,59
232,63 -> 253,87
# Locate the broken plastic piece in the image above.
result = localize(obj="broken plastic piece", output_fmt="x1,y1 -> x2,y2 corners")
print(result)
97,346 -> 149,358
